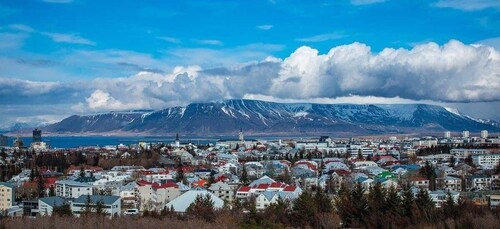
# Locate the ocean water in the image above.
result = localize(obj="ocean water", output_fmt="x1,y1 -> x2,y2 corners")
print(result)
6,136 -> 220,149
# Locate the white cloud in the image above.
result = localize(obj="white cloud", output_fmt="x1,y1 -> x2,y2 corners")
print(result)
433,0 -> 500,11
0,33 -> 29,50
158,36 -> 181,44
8,24 -> 34,33
257,24 -> 273,30
42,32 -> 95,46
1,40 -> 499,119
351,0 -> 386,5
195,39 -> 223,46
296,32 -> 346,42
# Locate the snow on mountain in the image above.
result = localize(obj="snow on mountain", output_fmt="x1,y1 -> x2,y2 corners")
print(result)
40,99 -> 500,136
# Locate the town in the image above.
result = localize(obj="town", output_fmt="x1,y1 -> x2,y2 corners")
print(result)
0,129 -> 498,228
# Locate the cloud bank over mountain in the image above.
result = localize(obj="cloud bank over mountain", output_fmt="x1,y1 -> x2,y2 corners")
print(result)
1,40 -> 499,126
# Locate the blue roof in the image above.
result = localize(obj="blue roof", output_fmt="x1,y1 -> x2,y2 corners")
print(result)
39,196 -> 66,207
73,195 -> 120,205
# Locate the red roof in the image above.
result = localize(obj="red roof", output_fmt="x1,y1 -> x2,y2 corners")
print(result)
153,181 -> 179,189
282,185 -> 297,192
237,186 -> 251,192
269,182 -> 285,188
255,183 -> 270,190
137,180 -> 154,186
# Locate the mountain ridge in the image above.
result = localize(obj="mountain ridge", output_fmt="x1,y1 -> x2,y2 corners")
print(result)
33,99 -> 500,136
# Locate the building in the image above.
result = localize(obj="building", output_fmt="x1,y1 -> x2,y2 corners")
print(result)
38,196 -> 66,216
462,131 -> 469,138
136,180 -> 182,211
489,194 -> 500,210
32,129 -> 42,143
71,195 -> 121,217
450,149 -> 491,159
55,180 -> 93,198
208,181 -> 235,203
0,182 -> 15,211
410,177 -> 430,190
481,130 -> 488,139
469,176 -> 492,191
429,190 -> 459,208
444,131 -> 451,138
166,189 -> 225,213
472,154 -> 500,169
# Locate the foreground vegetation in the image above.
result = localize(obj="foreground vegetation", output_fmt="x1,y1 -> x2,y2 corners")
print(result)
2,184 -> 499,229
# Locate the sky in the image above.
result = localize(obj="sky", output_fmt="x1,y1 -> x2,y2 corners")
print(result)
0,0 -> 499,128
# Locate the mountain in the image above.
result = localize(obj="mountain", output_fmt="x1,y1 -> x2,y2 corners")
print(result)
40,99 -> 499,136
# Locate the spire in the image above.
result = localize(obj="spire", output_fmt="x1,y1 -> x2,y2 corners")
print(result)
176,133 -> 179,141
239,128 -> 244,142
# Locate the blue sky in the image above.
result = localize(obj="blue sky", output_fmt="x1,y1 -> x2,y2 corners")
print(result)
0,0 -> 499,127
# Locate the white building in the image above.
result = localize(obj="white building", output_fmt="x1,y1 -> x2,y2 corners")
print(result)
55,180 -> 93,199
450,149 -> 491,159
429,190 -> 459,208
472,154 -> 500,169
208,181 -> 235,203
71,195 -> 121,217
38,196 -> 66,216
444,131 -> 451,138
0,182 -> 15,211
166,189 -> 225,213
481,130 -> 488,139
462,131 -> 470,138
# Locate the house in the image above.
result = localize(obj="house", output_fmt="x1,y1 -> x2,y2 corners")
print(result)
255,190 -> 299,210
166,189 -> 225,213
208,181 -> 235,203
410,177 -> 430,190
71,195 -> 121,217
439,176 -> 462,192
236,186 -> 251,200
55,180 -> 93,198
429,190 -> 459,208
38,196 -> 66,216
489,194 -> 500,209
0,182 -> 16,211
136,180 -> 181,211
468,176 -> 492,191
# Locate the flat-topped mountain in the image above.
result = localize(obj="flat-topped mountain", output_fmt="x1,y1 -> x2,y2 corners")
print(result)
41,99 -> 499,136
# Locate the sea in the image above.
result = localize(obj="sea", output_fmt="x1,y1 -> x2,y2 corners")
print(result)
5,136 -> 218,149
3,135 -> 290,149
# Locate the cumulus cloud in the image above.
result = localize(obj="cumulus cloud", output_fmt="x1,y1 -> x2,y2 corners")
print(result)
1,40 -> 499,116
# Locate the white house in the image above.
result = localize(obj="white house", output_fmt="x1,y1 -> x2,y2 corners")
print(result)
71,195 -> 121,217
55,180 -> 93,199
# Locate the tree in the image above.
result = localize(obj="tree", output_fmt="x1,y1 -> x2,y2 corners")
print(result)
48,186 -> 55,197
400,183 -> 414,218
357,149 -> 363,160
52,204 -> 72,216
465,155 -> 474,167
495,160 -> 500,175
240,165 -> 249,185
314,187 -> 333,213
415,188 -> 435,222
83,195 -> 94,215
443,192 -> 457,219
449,156 -> 456,167
292,191 -> 316,228
208,170 -> 216,186
186,194 -> 215,222
79,166 -> 86,180
95,199 -> 105,215
420,161 -> 437,190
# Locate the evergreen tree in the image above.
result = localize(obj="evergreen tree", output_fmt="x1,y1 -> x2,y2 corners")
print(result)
314,187 -> 333,213
95,199 -> 105,215
240,165 -> 249,185
400,183 -> 414,218
52,204 -> 72,216
443,192 -> 457,218
415,188 -> 435,222
79,166 -> 86,180
186,194 -> 215,222
292,191 -> 316,228
208,170 -> 216,186
48,186 -> 55,197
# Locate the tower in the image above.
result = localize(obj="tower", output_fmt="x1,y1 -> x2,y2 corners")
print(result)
175,133 -> 180,148
239,128 -> 244,142
32,129 -> 42,143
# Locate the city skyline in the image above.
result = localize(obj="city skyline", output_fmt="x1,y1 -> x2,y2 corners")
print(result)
0,0 -> 499,128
